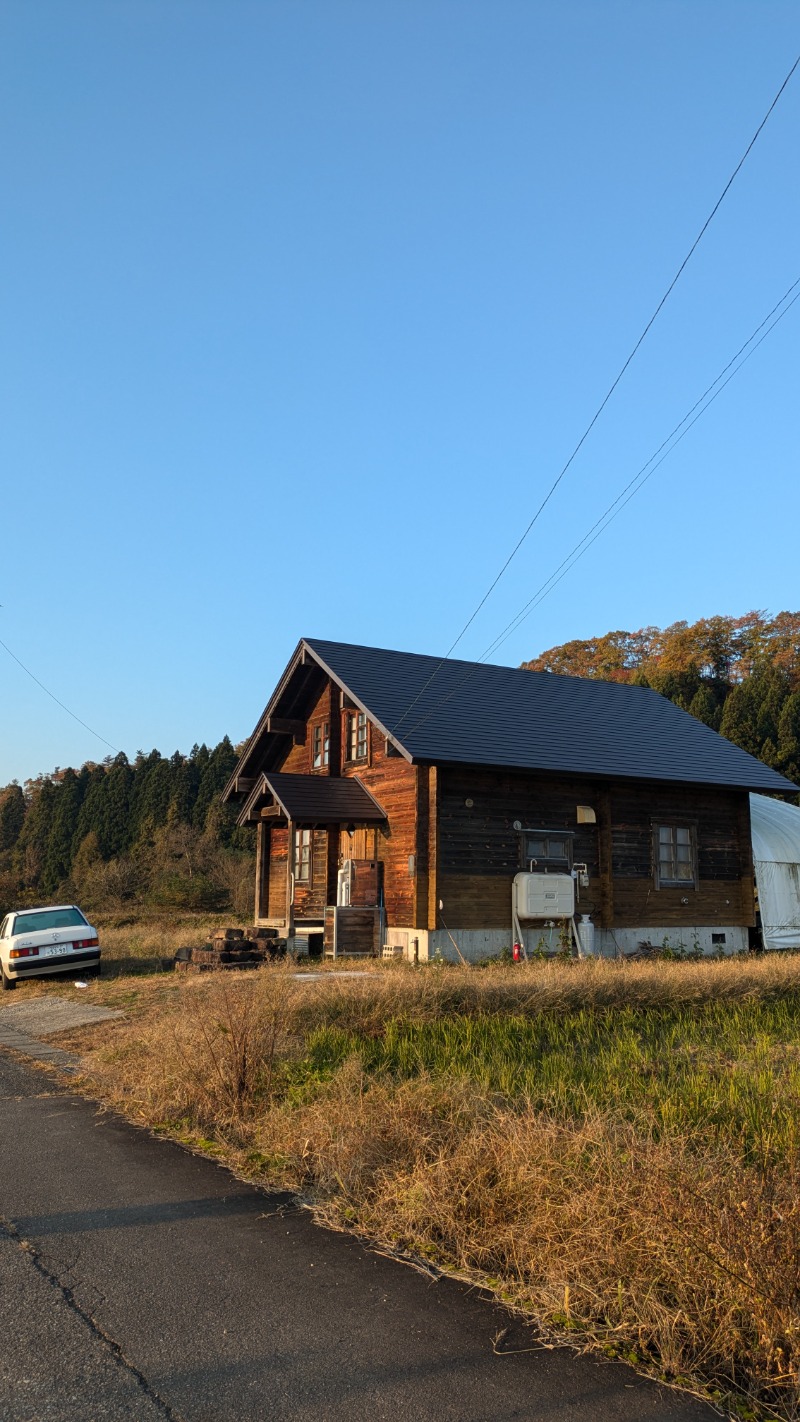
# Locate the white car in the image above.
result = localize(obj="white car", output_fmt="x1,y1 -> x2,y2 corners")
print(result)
0,904 -> 100,990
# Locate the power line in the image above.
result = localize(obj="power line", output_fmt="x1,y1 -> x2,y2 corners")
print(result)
397,274 -> 800,740
391,49 -> 800,735
0,634 -> 120,756
483,280 -> 800,661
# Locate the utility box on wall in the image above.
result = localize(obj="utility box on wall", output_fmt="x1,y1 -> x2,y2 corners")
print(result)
514,872 -> 575,919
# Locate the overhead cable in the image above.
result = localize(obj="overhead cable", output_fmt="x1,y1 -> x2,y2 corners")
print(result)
398,274 -> 800,740
0,634 -> 120,756
391,50 -> 800,734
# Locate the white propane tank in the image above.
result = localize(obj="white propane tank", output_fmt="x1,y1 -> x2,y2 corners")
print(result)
577,914 -> 596,958
514,872 -> 575,918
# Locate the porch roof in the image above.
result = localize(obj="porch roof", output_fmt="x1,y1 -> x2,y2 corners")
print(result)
237,772 -> 387,827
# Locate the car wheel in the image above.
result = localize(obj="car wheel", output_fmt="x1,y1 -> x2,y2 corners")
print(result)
1,965 -> 16,991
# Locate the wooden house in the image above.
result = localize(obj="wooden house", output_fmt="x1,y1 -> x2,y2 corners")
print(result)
222,639 -> 796,960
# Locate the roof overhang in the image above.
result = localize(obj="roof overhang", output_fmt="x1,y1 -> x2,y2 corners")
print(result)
236,771 -> 387,828
223,639 -> 412,803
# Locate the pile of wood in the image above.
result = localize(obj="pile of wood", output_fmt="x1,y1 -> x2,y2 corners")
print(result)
174,927 -> 288,973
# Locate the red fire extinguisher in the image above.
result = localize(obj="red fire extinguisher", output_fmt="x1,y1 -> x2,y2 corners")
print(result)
512,941 -> 523,963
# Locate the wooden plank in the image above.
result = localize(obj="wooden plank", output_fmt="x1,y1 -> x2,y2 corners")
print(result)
267,826 -> 288,919
286,818 -> 295,940
736,794 -> 756,927
326,823 -> 340,907
254,821 -> 265,922
428,766 -> 438,931
597,786 -> 614,931
267,716 -> 307,741
414,765 -> 429,929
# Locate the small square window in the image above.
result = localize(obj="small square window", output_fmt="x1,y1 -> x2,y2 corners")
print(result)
522,832 -> 572,870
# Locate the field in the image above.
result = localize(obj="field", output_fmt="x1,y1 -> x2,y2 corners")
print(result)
15,934 -> 800,1421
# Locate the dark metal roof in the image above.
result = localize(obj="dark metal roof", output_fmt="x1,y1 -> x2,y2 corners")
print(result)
251,772 -> 386,824
304,637 -> 797,794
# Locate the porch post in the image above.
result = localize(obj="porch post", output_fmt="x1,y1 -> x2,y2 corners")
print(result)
286,818 -> 296,942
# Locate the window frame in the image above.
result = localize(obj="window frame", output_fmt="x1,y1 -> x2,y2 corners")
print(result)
520,830 -> 573,872
293,827 -> 312,883
652,821 -> 698,890
344,709 -> 368,764
311,721 -> 330,771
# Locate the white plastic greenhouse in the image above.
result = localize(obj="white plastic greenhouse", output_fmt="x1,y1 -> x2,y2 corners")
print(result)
750,793 -> 800,951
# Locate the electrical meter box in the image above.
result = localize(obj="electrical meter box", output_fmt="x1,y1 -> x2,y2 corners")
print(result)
514,872 -> 575,919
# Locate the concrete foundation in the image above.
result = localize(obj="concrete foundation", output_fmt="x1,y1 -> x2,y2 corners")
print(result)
383,924 -> 748,963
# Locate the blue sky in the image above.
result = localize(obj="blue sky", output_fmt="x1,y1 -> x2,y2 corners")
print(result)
1,1 -> 798,785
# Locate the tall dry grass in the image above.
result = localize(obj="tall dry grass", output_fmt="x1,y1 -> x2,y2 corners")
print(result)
78,954 -> 800,1419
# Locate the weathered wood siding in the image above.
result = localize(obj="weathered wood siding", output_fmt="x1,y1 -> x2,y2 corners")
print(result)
292,828 -> 328,919
436,767 -> 754,931
265,679 -> 422,928
267,826 -> 289,919
340,722 -> 419,927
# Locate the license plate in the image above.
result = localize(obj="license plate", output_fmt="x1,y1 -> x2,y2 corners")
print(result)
41,944 -> 70,958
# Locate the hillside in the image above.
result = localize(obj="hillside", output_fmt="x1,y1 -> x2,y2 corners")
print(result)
0,738 -> 255,918
524,610 -> 800,789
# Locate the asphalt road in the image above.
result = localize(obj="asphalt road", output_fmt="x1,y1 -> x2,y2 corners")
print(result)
0,1049 -> 719,1422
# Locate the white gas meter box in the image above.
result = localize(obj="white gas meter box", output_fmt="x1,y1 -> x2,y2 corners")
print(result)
514,872 -> 575,919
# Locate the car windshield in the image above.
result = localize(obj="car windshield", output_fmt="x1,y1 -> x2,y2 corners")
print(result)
14,907 -> 88,934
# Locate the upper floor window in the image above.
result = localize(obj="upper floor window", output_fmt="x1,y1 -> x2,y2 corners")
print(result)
345,710 -> 368,762
654,824 -> 697,888
312,722 -> 330,769
522,832 -> 572,871
294,828 -> 311,882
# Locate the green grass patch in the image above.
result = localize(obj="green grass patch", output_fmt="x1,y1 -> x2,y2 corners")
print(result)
303,996 -> 800,1164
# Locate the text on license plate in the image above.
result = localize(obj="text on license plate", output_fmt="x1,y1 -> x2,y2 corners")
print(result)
41,944 -> 70,958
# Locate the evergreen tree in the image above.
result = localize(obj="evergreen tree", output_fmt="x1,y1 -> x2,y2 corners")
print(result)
41,769 -> 85,893
14,779 -> 58,889
0,784 -> 26,852
688,685 -> 722,730
193,738 -> 237,830
777,692 -> 800,785
719,682 -> 761,757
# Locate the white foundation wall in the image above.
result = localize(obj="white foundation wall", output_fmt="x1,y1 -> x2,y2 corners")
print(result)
384,925 -> 748,962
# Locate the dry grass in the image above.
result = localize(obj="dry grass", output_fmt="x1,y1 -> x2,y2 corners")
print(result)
74,953 -> 800,1420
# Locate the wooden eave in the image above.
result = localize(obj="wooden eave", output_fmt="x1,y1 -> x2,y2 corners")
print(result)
223,639 -> 414,805
236,771 -> 387,828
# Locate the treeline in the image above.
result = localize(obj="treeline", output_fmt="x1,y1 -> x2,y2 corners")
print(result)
0,739 -> 255,917
524,611 -> 800,788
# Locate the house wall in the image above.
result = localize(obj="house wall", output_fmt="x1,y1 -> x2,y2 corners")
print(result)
339,723 -> 419,928
253,681 -> 755,954
259,678 -> 421,930
434,766 -> 754,940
